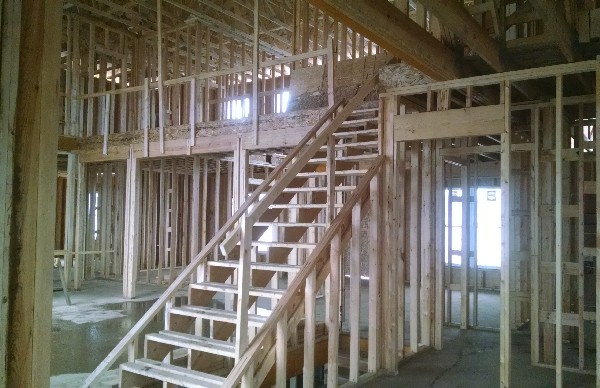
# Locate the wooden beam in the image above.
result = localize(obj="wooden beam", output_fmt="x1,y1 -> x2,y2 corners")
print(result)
308,0 -> 462,80
394,105 -> 505,141
528,0 -> 580,63
3,1 -> 62,386
418,0 -> 503,72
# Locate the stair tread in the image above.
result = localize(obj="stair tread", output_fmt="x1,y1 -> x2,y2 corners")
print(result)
207,259 -> 302,272
309,153 -> 379,163
319,140 -> 379,150
170,305 -> 267,326
145,330 -> 235,358
296,169 -> 368,177
254,222 -> 327,227
334,128 -> 379,138
121,359 -> 224,388
340,117 -> 378,126
191,282 -> 287,297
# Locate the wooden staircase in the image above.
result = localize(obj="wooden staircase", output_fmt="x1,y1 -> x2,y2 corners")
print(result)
82,75 -> 384,388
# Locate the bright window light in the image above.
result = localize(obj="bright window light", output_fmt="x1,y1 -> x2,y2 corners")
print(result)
276,91 -> 289,113
444,187 -> 501,268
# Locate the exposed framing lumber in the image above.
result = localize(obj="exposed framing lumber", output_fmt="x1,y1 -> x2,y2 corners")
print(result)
307,0 -> 462,80
528,0 -> 580,63
0,2 -> 20,383
417,0 -> 503,72
555,75 -> 563,387
123,150 -> 141,298
3,1 -> 62,386
595,57 -> 600,387
500,81 -> 511,388
381,95 -> 398,370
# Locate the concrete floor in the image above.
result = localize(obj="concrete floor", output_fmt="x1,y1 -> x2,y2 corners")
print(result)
364,328 -> 595,388
51,279 -> 173,387
51,279 -> 595,387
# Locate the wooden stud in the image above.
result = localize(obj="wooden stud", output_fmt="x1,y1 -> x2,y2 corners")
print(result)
252,0 -> 259,145
555,75 -> 563,388
500,81 -> 512,388
531,107 -> 540,363
275,310 -> 287,388
409,141 -> 420,352
303,268 -> 316,387
157,0 -> 165,153
368,172 -> 380,371
123,149 -> 140,298
595,58 -> 600,387
3,2 -> 61,384
327,232 -> 341,386
460,164 -> 469,329
349,200 -> 361,382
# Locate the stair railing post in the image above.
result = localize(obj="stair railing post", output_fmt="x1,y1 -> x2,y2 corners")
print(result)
235,214 -> 252,362
326,134 -> 336,224
127,337 -> 138,363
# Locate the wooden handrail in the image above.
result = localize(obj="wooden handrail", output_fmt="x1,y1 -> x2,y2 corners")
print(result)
81,95 -> 343,388
220,74 -> 379,254
223,155 -> 384,387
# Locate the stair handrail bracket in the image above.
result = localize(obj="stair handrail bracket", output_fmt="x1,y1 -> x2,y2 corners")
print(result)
223,155 -> 384,387
82,75 -> 378,388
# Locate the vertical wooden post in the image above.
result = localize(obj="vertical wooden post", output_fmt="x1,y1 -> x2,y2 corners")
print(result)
191,156 -> 201,270
555,75 -> 563,388
303,269 -> 316,387
381,96 -> 398,370
123,149 -> 141,298
500,81 -> 512,388
531,108 -> 540,363
460,164 -> 469,329
595,58 -> 600,387
327,39 -> 334,107
327,232 -> 341,386
157,0 -> 165,153
143,77 -> 149,157
409,141 -> 420,352
276,310 -> 288,388
434,140 -> 444,349
421,140 -> 433,340
252,0 -> 259,145
2,1 -> 61,386
368,172 -> 381,371
235,215 -> 252,359
190,78 -> 196,147
64,153 -> 78,288
74,161 -> 87,290
0,3 -> 20,383
349,201 -> 361,382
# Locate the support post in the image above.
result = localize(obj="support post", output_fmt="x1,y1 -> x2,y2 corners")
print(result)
2,1 -> 62,386
595,57 -> 600,387
555,75 -> 563,388
252,0 -> 259,145
123,149 -> 141,298
500,81 -> 512,388
381,96 -> 398,370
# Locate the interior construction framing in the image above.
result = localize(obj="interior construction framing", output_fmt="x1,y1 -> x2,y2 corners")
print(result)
382,59 -> 600,387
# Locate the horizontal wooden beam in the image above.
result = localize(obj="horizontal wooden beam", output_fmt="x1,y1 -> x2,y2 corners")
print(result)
528,0 -> 580,62
308,0 -> 463,80
418,0 -> 504,72
394,105 -> 504,141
